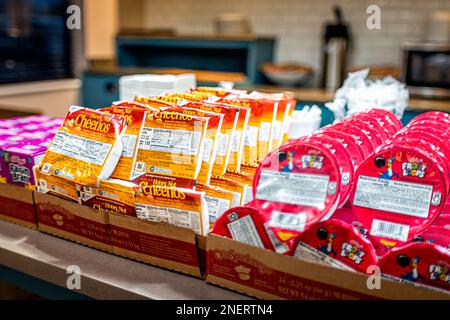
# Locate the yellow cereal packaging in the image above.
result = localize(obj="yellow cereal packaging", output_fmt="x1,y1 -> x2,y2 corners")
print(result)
209,175 -> 245,207
80,178 -> 137,216
34,166 -> 80,203
223,168 -> 254,206
132,110 -> 209,186
39,106 -> 127,187
134,95 -> 182,109
100,102 -> 148,181
162,106 -> 224,185
195,183 -> 234,225
282,97 -> 297,143
184,101 -> 239,176
135,183 -> 209,236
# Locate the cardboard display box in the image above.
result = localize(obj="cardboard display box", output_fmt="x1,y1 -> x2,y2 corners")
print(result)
109,212 -> 205,278
34,192 -> 113,253
206,235 -> 450,300
0,183 -> 36,229
33,191 -> 205,278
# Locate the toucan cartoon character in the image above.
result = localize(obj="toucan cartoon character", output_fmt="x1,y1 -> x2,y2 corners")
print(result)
375,157 -> 399,180
397,255 -> 426,283
317,227 -> 337,257
279,151 -> 297,172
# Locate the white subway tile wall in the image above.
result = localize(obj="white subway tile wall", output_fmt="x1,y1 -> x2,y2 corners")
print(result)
142,0 -> 450,71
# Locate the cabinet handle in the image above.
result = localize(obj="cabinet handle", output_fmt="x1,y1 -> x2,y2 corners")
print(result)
105,82 -> 118,93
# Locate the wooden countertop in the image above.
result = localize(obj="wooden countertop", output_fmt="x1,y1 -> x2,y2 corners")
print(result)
0,220 -> 248,300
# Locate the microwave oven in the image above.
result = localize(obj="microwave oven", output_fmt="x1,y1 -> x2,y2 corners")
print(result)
401,43 -> 450,99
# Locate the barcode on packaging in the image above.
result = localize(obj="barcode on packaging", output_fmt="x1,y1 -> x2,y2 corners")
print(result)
370,219 -> 410,242
263,223 -> 289,254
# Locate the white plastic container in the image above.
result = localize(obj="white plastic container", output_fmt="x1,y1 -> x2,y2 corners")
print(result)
287,106 -> 322,139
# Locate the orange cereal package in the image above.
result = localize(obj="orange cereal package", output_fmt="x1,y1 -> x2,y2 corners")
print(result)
134,95 -> 181,109
223,168 -> 254,206
132,110 -> 209,185
79,178 -> 137,216
135,183 -> 209,236
209,175 -> 245,208
195,183 -> 234,225
39,106 -> 127,187
184,101 -> 239,176
193,86 -> 247,98
34,166 -> 80,203
227,105 -> 250,172
100,103 -> 149,181
282,97 -> 297,143
162,106 -> 224,185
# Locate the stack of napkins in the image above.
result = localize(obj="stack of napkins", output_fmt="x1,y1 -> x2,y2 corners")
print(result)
119,74 -> 197,101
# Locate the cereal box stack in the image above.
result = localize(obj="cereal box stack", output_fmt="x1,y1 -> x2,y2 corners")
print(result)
0,115 -> 63,189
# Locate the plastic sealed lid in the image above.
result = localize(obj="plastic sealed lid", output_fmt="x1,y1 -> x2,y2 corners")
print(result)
410,111 -> 450,124
210,206 -> 290,253
393,130 -> 450,173
253,139 -> 342,242
408,119 -> 450,135
413,226 -> 450,252
362,110 -> 399,136
301,134 -> 354,208
324,122 -> 374,157
318,129 -> 365,167
345,113 -> 391,141
351,143 -> 448,248
366,108 -> 403,132
378,241 -> 450,291
291,219 -> 378,273
341,118 -> 384,148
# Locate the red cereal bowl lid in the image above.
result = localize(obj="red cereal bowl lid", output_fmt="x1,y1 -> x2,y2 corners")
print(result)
411,111 -> 450,124
404,123 -> 450,141
378,241 -> 450,291
413,226 -> 450,252
366,108 -> 403,132
346,113 -> 391,141
393,131 -> 450,173
339,119 -> 383,150
210,206 -> 290,254
253,140 -> 342,242
362,110 -> 400,136
350,144 -> 448,247
302,134 -> 354,209
328,122 -> 375,157
291,219 -> 378,273
318,129 -> 365,166
408,119 -> 450,135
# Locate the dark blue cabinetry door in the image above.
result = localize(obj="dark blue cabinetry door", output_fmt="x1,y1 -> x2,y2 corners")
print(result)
81,74 -> 120,108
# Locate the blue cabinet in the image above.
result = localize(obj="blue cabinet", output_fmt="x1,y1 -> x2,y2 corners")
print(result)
81,73 -> 120,109
116,36 -> 275,84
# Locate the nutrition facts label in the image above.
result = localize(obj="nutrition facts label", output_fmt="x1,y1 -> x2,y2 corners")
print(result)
227,214 -> 264,248
294,242 -> 354,271
216,133 -> 229,157
353,175 -> 433,218
205,195 -> 231,222
256,170 -> 330,208
139,127 -> 201,156
272,120 -> 282,140
49,131 -> 112,166
231,131 -> 242,152
245,126 -> 258,147
202,138 -> 213,162
258,122 -> 271,142
121,134 -> 137,158
135,203 -> 201,234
